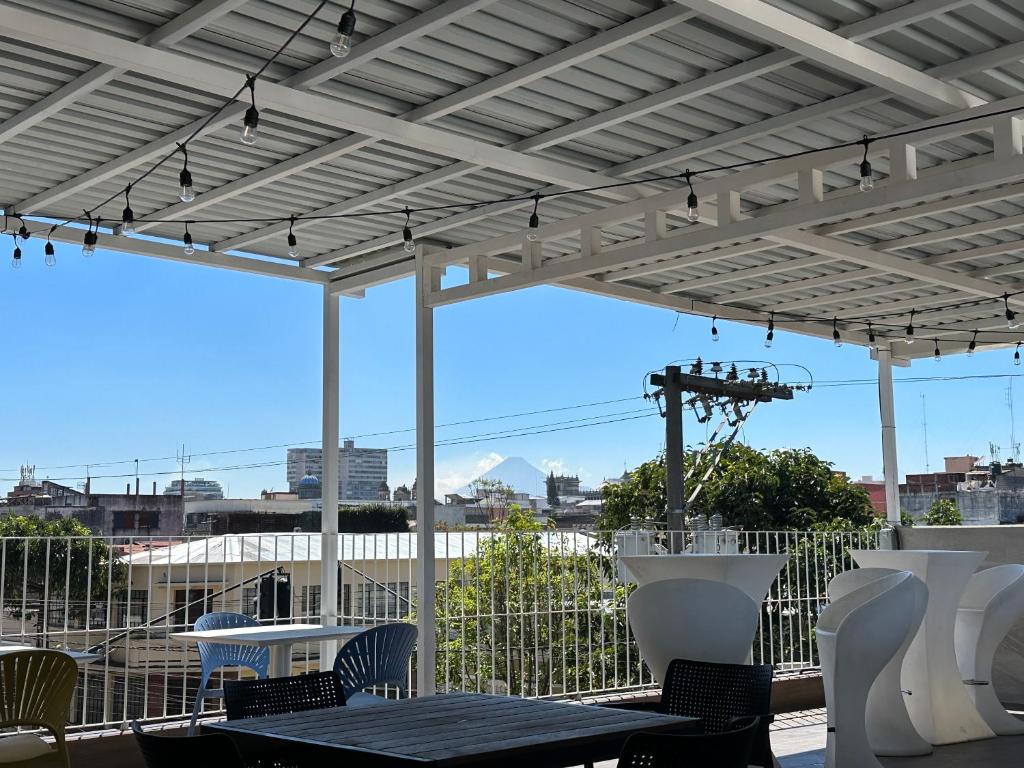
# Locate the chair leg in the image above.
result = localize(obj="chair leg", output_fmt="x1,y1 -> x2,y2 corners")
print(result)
188,689 -> 205,735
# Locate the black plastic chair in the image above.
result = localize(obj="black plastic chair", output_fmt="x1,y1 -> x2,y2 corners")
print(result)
224,671 -> 346,720
605,658 -> 775,768
132,720 -> 247,768
332,623 -> 417,701
617,716 -> 760,768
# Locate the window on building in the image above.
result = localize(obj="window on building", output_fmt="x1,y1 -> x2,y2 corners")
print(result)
172,589 -> 211,628
355,582 -> 410,619
299,585 -> 321,618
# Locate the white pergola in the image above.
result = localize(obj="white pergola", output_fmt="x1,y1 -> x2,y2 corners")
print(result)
3,0 -> 1024,694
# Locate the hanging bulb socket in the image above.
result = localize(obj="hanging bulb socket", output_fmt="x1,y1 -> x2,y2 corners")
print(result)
121,186 -> 135,235
832,317 -> 842,347
402,207 -> 415,253
177,143 -> 195,203
859,137 -> 874,192
1016,342 -> 1021,367
82,213 -> 98,257
241,76 -> 259,146
933,339 -> 941,362
967,330 -> 978,357
905,309 -> 915,344
287,216 -> 300,258
684,170 -> 699,223
16,218 -> 29,240
1005,293 -> 1019,329
11,235 -> 21,269
710,315 -> 719,342
764,313 -> 774,348
330,1 -> 357,58
183,222 -> 195,256
526,193 -> 540,242
866,321 -> 876,347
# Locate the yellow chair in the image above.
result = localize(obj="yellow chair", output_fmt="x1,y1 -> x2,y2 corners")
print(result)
0,651 -> 78,768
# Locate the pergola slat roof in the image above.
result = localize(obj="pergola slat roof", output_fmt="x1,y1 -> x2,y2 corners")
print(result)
3,0 -> 1024,356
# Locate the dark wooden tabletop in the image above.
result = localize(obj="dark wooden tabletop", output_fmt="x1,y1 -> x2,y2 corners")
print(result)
205,692 -> 697,768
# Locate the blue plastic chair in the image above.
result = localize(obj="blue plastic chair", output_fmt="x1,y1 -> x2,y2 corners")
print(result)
188,612 -> 270,734
332,623 -> 416,705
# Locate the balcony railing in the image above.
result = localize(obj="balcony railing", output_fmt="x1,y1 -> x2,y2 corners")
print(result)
0,527 -> 877,730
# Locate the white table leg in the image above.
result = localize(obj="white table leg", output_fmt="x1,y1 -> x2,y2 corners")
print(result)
270,643 -> 293,677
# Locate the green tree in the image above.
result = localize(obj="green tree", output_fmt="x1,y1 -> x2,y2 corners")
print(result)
546,471 -> 559,508
923,498 -> 962,526
470,478 -> 515,521
600,444 -> 874,533
0,515 -> 125,632
339,503 -> 410,532
434,508 -> 636,696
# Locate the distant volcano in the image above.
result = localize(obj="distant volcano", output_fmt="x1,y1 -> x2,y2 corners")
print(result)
458,456 -> 547,497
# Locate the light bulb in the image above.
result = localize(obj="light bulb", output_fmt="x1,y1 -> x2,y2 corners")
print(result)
764,332 -> 773,349
833,333 -> 842,348
686,191 -> 699,223
183,232 -> 195,256
44,242 -> 56,267
83,230 -> 97,257
288,232 -> 300,259
179,169 -> 195,203
527,211 -> 539,242
934,346 -> 941,362
403,226 -> 415,253
11,247 -> 21,268
711,326 -> 719,342
330,8 -> 356,58
859,159 -> 874,192
1007,310 -> 1019,330
1016,348 -> 1021,367
241,106 -> 259,146
121,205 -> 135,235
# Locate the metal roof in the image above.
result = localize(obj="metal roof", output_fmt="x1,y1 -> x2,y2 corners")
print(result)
2,0 -> 1024,357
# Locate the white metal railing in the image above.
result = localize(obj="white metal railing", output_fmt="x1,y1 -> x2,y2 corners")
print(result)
0,527 -> 877,730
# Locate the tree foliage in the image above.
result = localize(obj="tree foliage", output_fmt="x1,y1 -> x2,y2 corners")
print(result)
546,471 -> 559,508
0,515 -> 125,624
434,508 -> 635,696
339,503 -> 410,532
923,498 -> 962,526
600,443 -> 875,533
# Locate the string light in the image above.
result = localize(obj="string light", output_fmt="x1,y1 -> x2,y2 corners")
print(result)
241,76 -> 259,146
183,222 -> 195,256
402,208 -> 415,253
10,234 -> 21,269
1005,293 -> 1019,329
905,309 -> 916,344
684,169 -> 699,223
764,312 -> 774,348
526,193 -> 540,241
967,330 -> 978,357
710,315 -> 719,342
287,216 -> 299,258
866,321 -> 876,347
933,339 -> 941,362
82,214 -> 98,257
832,317 -> 842,347
121,186 -> 135,235
330,0 -> 357,58
44,226 -> 56,267
1016,342 -> 1021,367
859,137 -> 874,192
177,143 -> 195,203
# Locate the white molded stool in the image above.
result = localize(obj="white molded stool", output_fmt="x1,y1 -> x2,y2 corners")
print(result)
955,564 -> 1024,735
627,577 -> 759,685
817,570 -> 925,768
829,567 -> 931,757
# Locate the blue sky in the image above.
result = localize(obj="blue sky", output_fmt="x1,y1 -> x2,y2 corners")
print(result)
4,235 -> 1023,498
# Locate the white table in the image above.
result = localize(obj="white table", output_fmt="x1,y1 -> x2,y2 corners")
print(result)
0,644 -> 101,665
851,549 -> 995,745
171,623 -> 366,677
618,553 -> 790,604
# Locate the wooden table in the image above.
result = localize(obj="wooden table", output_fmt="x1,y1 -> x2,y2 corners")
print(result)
171,623 -> 366,677
205,692 -> 698,768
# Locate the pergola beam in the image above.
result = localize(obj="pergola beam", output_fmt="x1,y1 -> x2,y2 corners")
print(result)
0,0 -> 247,150
678,0 -> 982,113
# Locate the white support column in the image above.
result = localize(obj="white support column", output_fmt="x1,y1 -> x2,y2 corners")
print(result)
877,346 -> 901,524
320,286 -> 340,665
415,247 -> 438,696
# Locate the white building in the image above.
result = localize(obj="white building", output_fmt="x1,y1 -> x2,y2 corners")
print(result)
286,440 -> 388,501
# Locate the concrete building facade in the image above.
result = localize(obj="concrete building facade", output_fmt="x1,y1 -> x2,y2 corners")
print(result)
286,440 -> 388,501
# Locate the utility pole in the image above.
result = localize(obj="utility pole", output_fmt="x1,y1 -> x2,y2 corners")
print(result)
921,394 -> 930,474
662,365 -> 685,543
177,444 -> 190,499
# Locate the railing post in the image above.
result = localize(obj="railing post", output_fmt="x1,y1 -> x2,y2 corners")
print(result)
320,286 -> 340,666
415,247 -> 438,696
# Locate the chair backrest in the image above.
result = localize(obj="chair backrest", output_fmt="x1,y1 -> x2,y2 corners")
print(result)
959,564 -> 1024,611
194,612 -> 270,680
132,721 -> 246,768
224,671 -> 345,720
627,579 -> 760,683
660,658 -> 773,733
0,650 -> 78,736
617,716 -> 760,768
333,623 -> 417,697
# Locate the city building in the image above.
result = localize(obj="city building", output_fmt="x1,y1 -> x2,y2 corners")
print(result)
163,477 -> 224,500
286,440 -> 388,501
900,455 -> 1024,525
